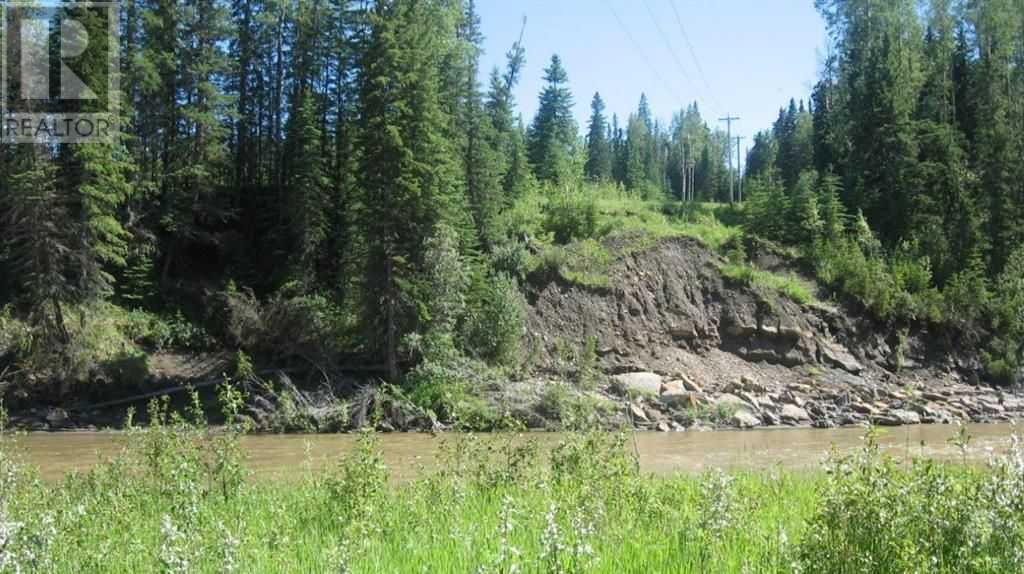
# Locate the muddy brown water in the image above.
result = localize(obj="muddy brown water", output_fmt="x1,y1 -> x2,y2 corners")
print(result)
13,424 -> 1022,483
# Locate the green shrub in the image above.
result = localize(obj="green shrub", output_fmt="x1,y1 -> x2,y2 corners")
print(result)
531,239 -> 614,289
464,273 -> 527,367
798,429 -> 1024,573
211,285 -> 351,365
101,352 -> 151,388
942,264 -> 991,326
984,248 -> 1024,385
544,189 -> 599,244
406,355 -> 500,430
0,306 -> 31,363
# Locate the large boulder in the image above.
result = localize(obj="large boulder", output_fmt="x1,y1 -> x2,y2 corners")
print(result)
715,393 -> 753,412
876,409 -> 922,426
818,341 -> 865,374
660,386 -> 701,409
780,404 -> 812,425
731,411 -> 762,429
612,372 -> 664,397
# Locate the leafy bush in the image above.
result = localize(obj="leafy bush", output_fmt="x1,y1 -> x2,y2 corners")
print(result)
812,240 -> 947,323
544,189 -> 599,244
531,239 -> 614,289
464,273 -> 527,367
942,264 -> 991,326
406,355 -> 500,430
984,248 -> 1024,385
209,284 -> 351,367
0,307 -> 31,366
798,429 -> 1024,573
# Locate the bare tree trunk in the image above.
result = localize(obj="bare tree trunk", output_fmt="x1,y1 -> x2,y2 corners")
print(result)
385,256 -> 399,383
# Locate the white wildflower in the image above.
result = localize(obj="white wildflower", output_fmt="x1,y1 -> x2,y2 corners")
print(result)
159,515 -> 189,574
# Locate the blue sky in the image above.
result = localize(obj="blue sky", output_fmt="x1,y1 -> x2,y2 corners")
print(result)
477,0 -> 827,142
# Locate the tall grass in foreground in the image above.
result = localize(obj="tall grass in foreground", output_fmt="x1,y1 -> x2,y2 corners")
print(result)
1,397 -> 1024,573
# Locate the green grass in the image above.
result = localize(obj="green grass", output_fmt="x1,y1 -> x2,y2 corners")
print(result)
524,183 -> 745,290
721,262 -> 820,306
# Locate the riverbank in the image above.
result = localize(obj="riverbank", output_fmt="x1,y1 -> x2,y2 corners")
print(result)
5,361 -> 1023,434
2,416 -> 1023,573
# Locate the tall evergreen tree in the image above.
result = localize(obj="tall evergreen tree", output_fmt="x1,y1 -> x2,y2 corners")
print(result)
971,0 -> 1024,274
584,93 -> 612,181
527,55 -> 577,184
357,0 -> 462,381
283,88 -> 329,284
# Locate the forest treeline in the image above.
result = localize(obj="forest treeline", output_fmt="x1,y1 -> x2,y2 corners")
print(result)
0,0 -> 1022,399
742,0 -> 1024,383
0,0 -> 734,395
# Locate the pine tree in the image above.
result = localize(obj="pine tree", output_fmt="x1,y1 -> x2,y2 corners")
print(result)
971,0 -> 1023,274
358,0 -> 463,381
584,93 -> 612,181
284,89 -> 329,284
743,176 -> 789,242
611,114 -> 627,185
818,171 -> 848,242
625,114 -> 648,192
455,0 -> 504,249
1,149 -> 75,345
789,171 -> 823,244
485,36 -> 530,202
816,0 -> 925,245
775,99 -> 814,191
745,131 -> 779,184
528,55 -> 577,184
152,0 -> 233,287
44,3 -> 137,302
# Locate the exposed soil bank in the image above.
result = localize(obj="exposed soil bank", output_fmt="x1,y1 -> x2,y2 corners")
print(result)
510,237 -> 1023,431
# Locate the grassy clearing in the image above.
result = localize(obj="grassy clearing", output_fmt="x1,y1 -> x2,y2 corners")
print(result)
3,397 -> 1024,573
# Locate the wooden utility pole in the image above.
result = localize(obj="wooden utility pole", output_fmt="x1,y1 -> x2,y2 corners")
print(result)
690,162 -> 695,202
682,136 -> 691,201
681,143 -> 688,201
735,136 -> 745,202
719,115 -> 740,202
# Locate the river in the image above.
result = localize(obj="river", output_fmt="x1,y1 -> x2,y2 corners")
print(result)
12,423 -> 1022,483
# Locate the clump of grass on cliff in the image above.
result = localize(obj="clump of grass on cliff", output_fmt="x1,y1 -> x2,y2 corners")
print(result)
721,262 -> 819,307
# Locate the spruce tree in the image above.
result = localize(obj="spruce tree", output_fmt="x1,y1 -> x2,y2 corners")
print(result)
1,149 -> 75,345
971,0 -> 1023,274
818,171 -> 848,242
284,89 -> 330,284
528,55 -> 577,184
625,114 -> 649,192
789,171 -> 823,244
357,0 -> 463,381
584,93 -> 612,181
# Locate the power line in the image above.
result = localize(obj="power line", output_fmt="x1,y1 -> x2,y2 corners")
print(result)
640,0 -> 697,97
601,0 -> 684,107
667,0 -> 721,111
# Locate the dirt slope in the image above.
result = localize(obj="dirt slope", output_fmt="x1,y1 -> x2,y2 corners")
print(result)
522,237 -> 1021,429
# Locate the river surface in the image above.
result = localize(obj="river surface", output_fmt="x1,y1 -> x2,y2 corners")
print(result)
12,424 -> 1022,482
